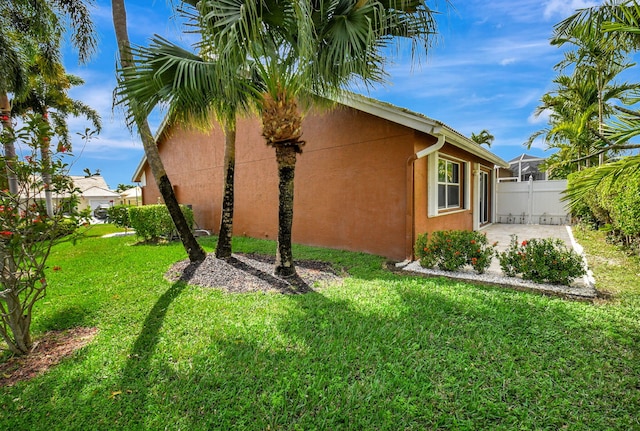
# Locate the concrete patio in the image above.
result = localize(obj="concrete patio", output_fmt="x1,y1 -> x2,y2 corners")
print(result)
401,223 -> 599,301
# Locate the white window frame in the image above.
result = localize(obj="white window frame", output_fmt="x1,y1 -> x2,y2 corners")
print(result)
428,153 -> 470,217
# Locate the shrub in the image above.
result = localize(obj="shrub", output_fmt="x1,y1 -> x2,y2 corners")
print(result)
107,204 -> 132,229
415,230 -> 497,274
129,204 -> 194,241
498,235 -> 586,286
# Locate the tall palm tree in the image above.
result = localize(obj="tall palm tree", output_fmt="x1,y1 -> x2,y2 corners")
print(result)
187,0 -> 440,277
565,1 -> 640,206
12,73 -> 102,217
112,0 -> 206,262
552,0 -> 640,165
119,24 -> 252,259
0,0 -> 96,194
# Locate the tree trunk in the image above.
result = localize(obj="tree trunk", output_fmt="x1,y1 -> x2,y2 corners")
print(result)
111,0 -> 205,262
0,93 -> 18,195
42,113 -> 54,217
215,124 -> 236,259
0,251 -> 31,355
274,145 -> 297,277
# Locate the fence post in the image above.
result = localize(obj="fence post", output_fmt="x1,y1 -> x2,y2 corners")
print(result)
527,175 -> 533,224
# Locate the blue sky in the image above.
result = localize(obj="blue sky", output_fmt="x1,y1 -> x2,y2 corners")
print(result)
60,0 -> 611,188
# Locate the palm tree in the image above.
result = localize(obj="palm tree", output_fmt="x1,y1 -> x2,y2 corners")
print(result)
185,0 -> 440,277
552,0 -> 640,165
11,72 -> 102,217
470,129 -> 494,147
111,0 -> 206,262
119,26 -> 252,259
0,0 -> 96,194
564,1 -> 640,206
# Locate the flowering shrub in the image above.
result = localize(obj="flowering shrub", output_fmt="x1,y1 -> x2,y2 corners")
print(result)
0,113 -> 90,355
415,230 -> 497,274
498,236 -> 586,286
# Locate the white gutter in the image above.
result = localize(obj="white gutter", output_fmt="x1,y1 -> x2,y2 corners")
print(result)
405,130 -> 446,261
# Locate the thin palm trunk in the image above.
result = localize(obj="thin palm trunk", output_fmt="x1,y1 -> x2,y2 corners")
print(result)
274,145 -> 297,277
215,123 -> 236,259
0,93 -> 18,194
111,0 -> 205,262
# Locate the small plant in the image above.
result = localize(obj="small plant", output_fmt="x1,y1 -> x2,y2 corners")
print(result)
415,230 -> 497,274
498,235 -> 586,285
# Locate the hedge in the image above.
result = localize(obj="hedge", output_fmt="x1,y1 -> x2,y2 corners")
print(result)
128,204 -> 194,241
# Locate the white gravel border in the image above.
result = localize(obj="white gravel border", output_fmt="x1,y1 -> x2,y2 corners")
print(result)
398,258 -> 598,301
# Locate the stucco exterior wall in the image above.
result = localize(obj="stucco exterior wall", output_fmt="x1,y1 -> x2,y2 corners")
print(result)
140,105 -> 499,260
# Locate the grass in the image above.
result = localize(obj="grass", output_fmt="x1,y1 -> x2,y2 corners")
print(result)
1,225 -> 639,430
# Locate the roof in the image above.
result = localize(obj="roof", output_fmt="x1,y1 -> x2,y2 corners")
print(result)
26,175 -> 120,199
120,186 -> 141,199
132,93 -> 509,181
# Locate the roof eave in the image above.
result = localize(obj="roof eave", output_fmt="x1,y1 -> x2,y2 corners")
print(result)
337,93 -> 509,168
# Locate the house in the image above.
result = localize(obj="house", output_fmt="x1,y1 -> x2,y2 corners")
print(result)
133,94 -> 508,261
119,186 -> 142,206
498,154 -> 548,182
29,174 -> 120,214
71,175 -> 121,212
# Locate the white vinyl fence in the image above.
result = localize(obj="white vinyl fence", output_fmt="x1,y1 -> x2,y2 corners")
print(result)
496,179 -> 570,225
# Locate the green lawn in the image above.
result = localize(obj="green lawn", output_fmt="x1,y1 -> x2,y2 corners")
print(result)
1,225 -> 639,430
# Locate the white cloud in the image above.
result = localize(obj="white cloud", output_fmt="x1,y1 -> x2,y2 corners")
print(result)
528,108 -> 551,125
543,0 -> 600,20
500,58 -> 516,66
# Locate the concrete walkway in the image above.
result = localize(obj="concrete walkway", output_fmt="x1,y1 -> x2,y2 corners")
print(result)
402,223 -> 599,301
481,224 -> 574,254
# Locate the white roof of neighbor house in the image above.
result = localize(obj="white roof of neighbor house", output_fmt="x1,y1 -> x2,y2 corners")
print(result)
132,93 -> 509,181
81,186 -> 120,198
71,176 -> 120,198
120,186 -> 141,199
23,175 -> 120,199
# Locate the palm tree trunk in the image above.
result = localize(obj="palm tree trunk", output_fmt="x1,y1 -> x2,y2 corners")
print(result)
274,145 -> 297,277
215,124 -> 236,259
111,0 -> 205,262
0,93 -> 19,194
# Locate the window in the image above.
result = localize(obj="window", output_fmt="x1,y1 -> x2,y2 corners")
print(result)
437,158 -> 463,209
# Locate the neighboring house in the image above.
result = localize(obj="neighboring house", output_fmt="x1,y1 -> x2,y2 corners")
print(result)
498,154 -> 548,182
120,186 -> 142,206
133,94 -> 508,261
71,175 -> 121,212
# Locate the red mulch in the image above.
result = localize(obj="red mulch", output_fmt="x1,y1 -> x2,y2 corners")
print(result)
0,327 -> 98,387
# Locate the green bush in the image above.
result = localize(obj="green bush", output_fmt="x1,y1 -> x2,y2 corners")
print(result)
498,235 -> 586,286
107,204 -> 132,229
52,218 -> 78,239
128,204 -> 194,241
568,167 -> 640,251
415,230 -> 497,274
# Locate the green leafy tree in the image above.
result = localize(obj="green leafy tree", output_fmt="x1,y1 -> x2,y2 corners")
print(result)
0,113 -> 89,355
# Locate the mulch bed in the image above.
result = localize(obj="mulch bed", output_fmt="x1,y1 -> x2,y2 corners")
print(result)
0,327 -> 98,387
165,253 -> 345,294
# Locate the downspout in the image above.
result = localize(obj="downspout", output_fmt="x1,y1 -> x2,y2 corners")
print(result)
405,130 -> 445,262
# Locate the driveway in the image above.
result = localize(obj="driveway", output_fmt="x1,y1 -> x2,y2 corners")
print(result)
480,223 -> 575,254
